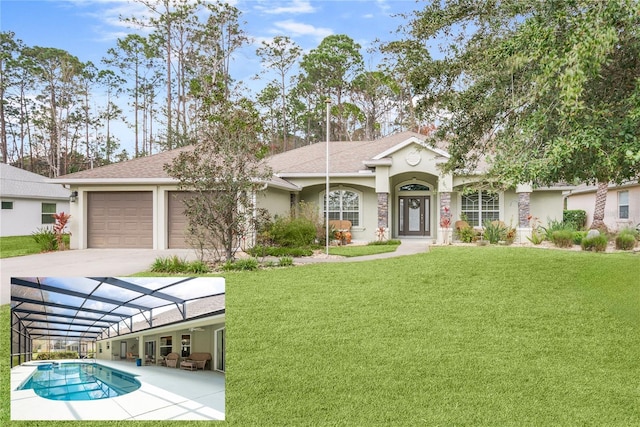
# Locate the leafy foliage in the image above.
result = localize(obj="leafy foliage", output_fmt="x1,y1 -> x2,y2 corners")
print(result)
164,96 -> 272,263
581,235 -> 609,252
563,210 -> 587,230
269,217 -> 317,248
403,1 -> 640,187
31,227 -> 57,252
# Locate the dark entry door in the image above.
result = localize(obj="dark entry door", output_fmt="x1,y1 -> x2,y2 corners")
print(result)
399,196 -> 430,236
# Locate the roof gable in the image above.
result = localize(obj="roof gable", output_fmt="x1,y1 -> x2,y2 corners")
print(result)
372,136 -> 450,161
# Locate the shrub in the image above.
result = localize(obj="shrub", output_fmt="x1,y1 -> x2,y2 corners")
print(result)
572,231 -> 587,245
32,227 -> 57,252
456,226 -> 477,243
222,258 -> 259,271
581,235 -> 608,252
541,218 -> 575,241
552,230 -> 574,248
247,245 -> 313,257
482,220 -> 507,244
278,256 -> 294,267
615,229 -> 638,250
563,210 -> 587,230
151,256 -> 209,273
270,217 -> 317,247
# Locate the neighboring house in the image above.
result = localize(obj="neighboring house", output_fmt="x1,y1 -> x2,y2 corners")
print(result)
0,163 -> 70,237
565,181 -> 640,231
54,131 -> 570,249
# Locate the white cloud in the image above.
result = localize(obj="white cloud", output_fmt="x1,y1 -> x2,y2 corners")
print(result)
273,20 -> 332,40
255,0 -> 315,15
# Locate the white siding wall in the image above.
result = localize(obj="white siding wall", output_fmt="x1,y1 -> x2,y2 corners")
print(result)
0,198 -> 69,237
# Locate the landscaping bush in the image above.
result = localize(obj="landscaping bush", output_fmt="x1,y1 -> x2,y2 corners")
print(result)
151,255 -> 210,273
563,210 -> 587,230
572,231 -> 587,245
482,220 -> 507,244
31,227 -> 57,252
456,226 -> 477,243
615,228 -> 638,250
541,218 -> 575,241
278,256 -> 294,267
270,217 -> 317,247
222,258 -> 260,271
551,230 -> 574,248
581,235 -> 608,252
247,245 -> 314,257
35,351 -> 78,360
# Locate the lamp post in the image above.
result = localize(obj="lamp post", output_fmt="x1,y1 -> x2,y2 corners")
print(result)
325,98 -> 331,256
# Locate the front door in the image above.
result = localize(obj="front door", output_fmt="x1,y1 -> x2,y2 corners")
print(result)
399,196 -> 430,236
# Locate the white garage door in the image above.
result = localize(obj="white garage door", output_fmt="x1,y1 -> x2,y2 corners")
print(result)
87,192 -> 153,248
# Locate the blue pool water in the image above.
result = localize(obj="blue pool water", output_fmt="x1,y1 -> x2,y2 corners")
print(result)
19,363 -> 141,401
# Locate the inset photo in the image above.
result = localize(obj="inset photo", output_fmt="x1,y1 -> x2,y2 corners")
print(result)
10,276 -> 225,421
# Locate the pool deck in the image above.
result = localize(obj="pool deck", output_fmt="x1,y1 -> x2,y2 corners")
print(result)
10,359 -> 225,420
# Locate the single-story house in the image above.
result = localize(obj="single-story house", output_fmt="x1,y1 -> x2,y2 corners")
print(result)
565,181 -> 640,231
54,131 -> 570,249
1,163 -> 70,237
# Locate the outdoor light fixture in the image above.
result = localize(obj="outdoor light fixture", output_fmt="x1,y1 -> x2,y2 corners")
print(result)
69,191 -> 78,203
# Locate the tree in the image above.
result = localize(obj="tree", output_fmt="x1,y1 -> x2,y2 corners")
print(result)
299,35 -> 364,140
256,35 -> 302,151
165,96 -> 272,263
405,0 -> 640,229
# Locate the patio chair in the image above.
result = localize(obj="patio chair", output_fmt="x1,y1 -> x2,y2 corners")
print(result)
165,352 -> 180,368
180,352 -> 212,371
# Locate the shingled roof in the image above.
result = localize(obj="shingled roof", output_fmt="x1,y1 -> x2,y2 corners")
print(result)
1,163 -> 69,199
53,131 -> 449,185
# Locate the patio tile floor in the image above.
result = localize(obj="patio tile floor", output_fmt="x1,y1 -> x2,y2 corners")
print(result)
10,359 -> 224,421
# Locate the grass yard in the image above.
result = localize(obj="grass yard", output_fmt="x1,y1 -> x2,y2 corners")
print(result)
225,247 -> 639,426
328,242 -> 400,257
0,234 -> 70,258
0,235 -> 43,258
3,246 -> 639,426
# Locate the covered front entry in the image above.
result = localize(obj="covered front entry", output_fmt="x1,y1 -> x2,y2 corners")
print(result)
399,196 -> 430,236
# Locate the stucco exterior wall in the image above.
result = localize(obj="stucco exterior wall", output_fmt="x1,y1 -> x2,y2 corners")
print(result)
0,197 -> 69,237
530,191 -> 565,228
566,184 -> 640,231
256,187 -> 292,220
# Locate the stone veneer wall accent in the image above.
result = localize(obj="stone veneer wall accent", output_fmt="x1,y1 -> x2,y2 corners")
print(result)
518,192 -> 531,227
377,193 -> 389,228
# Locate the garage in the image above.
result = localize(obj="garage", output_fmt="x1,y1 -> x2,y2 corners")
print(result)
87,191 -> 153,248
167,191 -> 191,249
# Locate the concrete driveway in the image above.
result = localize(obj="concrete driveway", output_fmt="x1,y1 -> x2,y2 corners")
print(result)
1,248 -> 199,305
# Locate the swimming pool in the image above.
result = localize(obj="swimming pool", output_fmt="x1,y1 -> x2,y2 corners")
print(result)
18,362 -> 141,401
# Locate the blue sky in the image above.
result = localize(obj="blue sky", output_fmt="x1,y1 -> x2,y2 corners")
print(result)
2,0 -> 423,82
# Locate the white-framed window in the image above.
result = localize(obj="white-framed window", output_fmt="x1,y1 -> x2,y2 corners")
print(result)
618,191 -> 629,219
461,191 -> 500,227
321,188 -> 361,227
41,202 -> 56,224
1,201 -> 13,210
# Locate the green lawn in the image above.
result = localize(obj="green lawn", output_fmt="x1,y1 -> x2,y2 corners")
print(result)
3,247 -> 639,426
328,242 -> 400,257
0,235 -> 42,258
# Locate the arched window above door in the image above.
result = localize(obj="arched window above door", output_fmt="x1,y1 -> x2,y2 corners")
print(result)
399,183 -> 430,191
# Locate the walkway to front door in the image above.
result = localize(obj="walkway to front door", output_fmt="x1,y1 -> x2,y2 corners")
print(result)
399,196 -> 430,236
